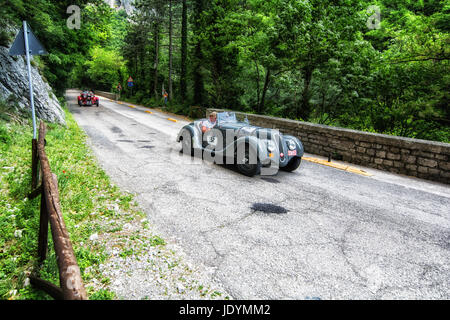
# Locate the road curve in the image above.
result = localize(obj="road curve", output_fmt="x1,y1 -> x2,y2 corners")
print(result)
67,89 -> 450,299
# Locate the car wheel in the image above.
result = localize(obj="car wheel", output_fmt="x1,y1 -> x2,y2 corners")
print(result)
78,101 -> 82,107
281,157 -> 302,172
236,146 -> 261,177
181,130 -> 194,156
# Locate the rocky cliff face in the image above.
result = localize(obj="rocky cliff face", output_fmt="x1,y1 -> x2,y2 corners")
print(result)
0,27 -> 65,125
105,0 -> 135,14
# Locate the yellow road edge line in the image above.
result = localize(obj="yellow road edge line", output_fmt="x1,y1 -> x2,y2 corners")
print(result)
303,157 -> 373,177
145,110 -> 153,114
345,167 -> 373,177
167,118 -> 178,122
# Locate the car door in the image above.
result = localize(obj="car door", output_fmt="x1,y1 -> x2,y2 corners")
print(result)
202,125 -> 221,148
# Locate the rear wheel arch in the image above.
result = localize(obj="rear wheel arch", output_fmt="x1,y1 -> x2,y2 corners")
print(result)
180,128 -> 194,155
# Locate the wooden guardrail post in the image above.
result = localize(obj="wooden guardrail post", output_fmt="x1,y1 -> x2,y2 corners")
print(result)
30,121 -> 88,300
37,182 -> 48,262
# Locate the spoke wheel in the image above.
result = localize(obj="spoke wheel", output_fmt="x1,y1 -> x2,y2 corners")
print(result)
236,147 -> 261,177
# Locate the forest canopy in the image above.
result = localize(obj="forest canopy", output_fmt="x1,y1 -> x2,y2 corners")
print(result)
1,0 -> 449,142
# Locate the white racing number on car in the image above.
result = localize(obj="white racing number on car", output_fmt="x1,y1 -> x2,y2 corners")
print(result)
207,135 -> 217,147
203,129 -> 223,163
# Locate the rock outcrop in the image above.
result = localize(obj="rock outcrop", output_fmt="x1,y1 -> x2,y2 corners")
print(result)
0,26 -> 65,125
105,0 -> 135,14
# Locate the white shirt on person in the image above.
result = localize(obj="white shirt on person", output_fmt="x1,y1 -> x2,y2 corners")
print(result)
201,119 -> 216,129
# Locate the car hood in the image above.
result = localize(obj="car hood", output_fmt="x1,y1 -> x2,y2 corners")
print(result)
213,121 -> 284,139
236,124 -> 282,140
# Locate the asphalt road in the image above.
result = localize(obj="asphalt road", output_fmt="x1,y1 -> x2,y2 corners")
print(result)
67,89 -> 450,299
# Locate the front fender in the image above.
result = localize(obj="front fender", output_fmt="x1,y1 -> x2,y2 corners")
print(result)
283,135 -> 304,158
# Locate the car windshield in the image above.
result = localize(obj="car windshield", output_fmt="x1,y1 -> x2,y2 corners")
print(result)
217,112 -> 237,124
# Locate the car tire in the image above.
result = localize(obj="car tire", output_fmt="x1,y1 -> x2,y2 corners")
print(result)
180,130 -> 194,156
236,145 -> 261,177
281,157 -> 301,172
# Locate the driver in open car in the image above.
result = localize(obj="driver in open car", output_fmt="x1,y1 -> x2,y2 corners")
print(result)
201,112 -> 217,133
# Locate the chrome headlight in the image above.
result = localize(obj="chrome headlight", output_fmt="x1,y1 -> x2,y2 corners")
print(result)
287,140 -> 296,150
267,140 -> 276,152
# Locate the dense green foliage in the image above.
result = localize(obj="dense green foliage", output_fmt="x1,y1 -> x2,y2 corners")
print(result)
1,0 -> 448,142
122,0 -> 449,142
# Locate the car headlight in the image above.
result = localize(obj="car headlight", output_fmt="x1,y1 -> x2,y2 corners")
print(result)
267,140 -> 276,152
288,140 -> 296,150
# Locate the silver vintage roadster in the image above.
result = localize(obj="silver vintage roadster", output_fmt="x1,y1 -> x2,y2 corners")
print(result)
176,111 -> 304,176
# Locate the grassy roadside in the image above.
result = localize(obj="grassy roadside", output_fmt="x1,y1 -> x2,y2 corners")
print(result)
0,102 -> 151,300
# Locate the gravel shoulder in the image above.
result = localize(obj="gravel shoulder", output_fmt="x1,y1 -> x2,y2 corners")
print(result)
93,210 -> 231,300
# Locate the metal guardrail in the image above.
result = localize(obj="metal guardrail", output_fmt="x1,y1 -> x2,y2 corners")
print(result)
28,121 -> 87,300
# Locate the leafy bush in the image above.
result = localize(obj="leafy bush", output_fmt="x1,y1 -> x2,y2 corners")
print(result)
0,30 -> 12,47
0,125 -> 11,145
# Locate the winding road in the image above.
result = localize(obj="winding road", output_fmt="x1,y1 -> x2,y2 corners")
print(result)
67,89 -> 450,299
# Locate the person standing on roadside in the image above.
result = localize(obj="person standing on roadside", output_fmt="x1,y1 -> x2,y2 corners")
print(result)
163,90 -> 168,105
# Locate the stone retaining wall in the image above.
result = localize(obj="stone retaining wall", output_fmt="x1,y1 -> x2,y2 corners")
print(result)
207,108 -> 450,184
95,90 -> 117,101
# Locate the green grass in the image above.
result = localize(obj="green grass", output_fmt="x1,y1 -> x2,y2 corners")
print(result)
0,105 -> 146,300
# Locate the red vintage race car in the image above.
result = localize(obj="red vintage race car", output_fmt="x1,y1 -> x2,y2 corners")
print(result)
77,90 -> 99,107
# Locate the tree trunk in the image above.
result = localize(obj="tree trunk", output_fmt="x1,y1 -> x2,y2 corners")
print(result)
139,40 -> 145,88
193,0 -> 205,106
193,44 -> 204,105
298,67 -> 313,120
153,23 -> 159,98
180,0 -> 187,101
255,60 -> 261,110
168,0 -> 173,101
259,68 -> 271,114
